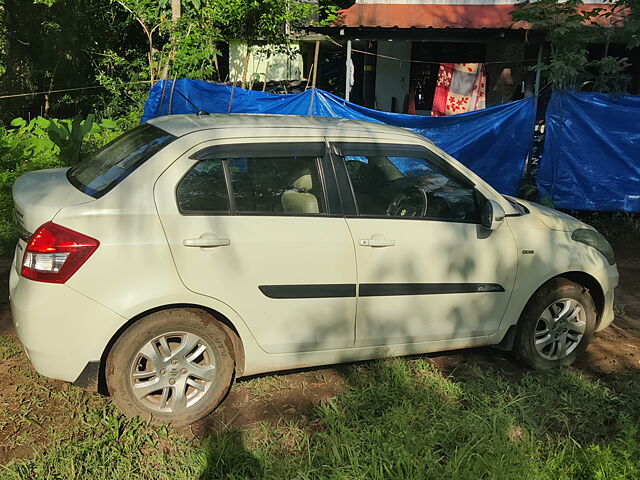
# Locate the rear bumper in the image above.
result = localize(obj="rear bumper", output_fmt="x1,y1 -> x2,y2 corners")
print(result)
9,255 -> 126,383
594,263 -> 619,332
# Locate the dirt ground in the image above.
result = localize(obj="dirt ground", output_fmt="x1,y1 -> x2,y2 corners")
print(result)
1,241 -> 638,461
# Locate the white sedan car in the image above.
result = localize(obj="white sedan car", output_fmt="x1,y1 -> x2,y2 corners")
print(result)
10,114 -> 618,426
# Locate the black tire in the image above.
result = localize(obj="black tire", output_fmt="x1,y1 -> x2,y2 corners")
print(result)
106,308 -> 235,427
514,278 -> 596,369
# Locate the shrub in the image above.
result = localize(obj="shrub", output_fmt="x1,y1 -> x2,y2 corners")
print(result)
0,116 -> 124,255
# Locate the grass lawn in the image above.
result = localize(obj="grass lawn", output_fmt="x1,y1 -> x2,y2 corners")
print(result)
2,241 -> 639,479
1,332 -> 639,480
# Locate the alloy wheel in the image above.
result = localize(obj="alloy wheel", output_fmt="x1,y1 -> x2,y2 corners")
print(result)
130,331 -> 217,413
534,298 -> 587,361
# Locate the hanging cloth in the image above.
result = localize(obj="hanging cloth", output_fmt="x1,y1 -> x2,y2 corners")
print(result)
432,63 -> 486,116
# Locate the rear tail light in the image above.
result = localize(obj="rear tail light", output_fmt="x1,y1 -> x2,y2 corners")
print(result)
21,222 -> 99,284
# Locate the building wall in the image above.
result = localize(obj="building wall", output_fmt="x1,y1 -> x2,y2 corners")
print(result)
374,40 -> 412,112
229,40 -> 304,83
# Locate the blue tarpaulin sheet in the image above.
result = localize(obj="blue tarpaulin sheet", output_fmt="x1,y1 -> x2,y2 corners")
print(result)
538,91 -> 640,212
142,79 -> 536,195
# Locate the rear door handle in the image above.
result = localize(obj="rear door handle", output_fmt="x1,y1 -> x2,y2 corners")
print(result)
358,236 -> 396,247
183,233 -> 231,248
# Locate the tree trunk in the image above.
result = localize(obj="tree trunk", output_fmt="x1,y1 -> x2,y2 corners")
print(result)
241,46 -> 251,89
160,0 -> 182,80
148,45 -> 156,86
172,0 -> 181,20
214,53 -> 221,82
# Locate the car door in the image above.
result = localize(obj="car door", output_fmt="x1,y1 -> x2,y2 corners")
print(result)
330,141 -> 518,347
154,139 -> 357,354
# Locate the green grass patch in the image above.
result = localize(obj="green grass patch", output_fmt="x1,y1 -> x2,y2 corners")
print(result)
0,335 -> 21,360
241,374 -> 290,399
3,358 -> 640,479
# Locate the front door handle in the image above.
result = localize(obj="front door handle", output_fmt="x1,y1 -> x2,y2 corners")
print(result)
183,233 -> 231,248
358,236 -> 396,247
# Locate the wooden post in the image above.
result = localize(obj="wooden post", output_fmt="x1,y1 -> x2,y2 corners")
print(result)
263,59 -> 270,91
525,42 -> 545,184
311,40 -> 320,89
305,63 -> 314,90
345,40 -> 352,101
534,42 -> 543,97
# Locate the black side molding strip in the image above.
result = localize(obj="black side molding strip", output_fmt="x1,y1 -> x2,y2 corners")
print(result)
359,283 -> 505,297
259,284 -> 356,299
259,283 -> 504,299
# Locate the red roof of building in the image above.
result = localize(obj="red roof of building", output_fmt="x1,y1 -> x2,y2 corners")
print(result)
333,3 -> 626,30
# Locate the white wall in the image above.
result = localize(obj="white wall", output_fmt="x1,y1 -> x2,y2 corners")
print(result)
374,40 -> 412,112
229,40 -> 304,83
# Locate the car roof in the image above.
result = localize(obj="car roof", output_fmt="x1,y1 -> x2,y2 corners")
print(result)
147,113 -> 430,142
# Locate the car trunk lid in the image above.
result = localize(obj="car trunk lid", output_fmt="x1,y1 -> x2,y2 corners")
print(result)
13,167 -> 95,236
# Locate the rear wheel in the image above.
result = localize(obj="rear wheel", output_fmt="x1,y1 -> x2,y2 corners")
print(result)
106,309 -> 235,426
514,278 -> 596,369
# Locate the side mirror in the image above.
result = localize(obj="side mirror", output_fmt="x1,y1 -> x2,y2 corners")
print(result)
481,199 -> 505,230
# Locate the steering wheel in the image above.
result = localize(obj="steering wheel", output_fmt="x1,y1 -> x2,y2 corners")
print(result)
386,185 -> 428,217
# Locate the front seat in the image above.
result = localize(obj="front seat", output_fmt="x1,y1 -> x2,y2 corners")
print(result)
281,170 -> 319,214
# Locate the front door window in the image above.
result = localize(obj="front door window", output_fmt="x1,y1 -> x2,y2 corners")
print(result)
344,153 -> 479,223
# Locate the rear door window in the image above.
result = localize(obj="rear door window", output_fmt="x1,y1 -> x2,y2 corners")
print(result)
67,123 -> 176,198
181,142 -> 330,216
228,156 -> 326,214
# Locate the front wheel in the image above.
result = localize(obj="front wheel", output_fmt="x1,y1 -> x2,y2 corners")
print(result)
514,278 -> 596,369
106,309 -> 235,426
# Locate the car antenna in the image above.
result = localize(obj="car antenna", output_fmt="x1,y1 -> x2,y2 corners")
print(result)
172,88 -> 210,116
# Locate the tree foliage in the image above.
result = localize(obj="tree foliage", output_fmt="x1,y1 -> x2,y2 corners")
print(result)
209,0 -> 316,47
0,0 -> 328,121
511,0 -> 634,91
111,0 -> 220,84
0,0 -> 145,120
617,0 -> 640,48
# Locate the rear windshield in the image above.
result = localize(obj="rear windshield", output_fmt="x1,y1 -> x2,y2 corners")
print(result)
67,123 -> 176,198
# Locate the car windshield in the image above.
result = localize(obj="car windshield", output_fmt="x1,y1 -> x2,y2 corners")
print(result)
67,123 -> 176,198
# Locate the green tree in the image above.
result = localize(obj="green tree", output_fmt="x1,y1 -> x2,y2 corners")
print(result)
0,0 -> 325,122
511,0 -> 632,91
111,0 -> 167,86
0,0 -> 144,121
615,0 -> 640,48
0,0 -> 6,79
95,0 -> 223,118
